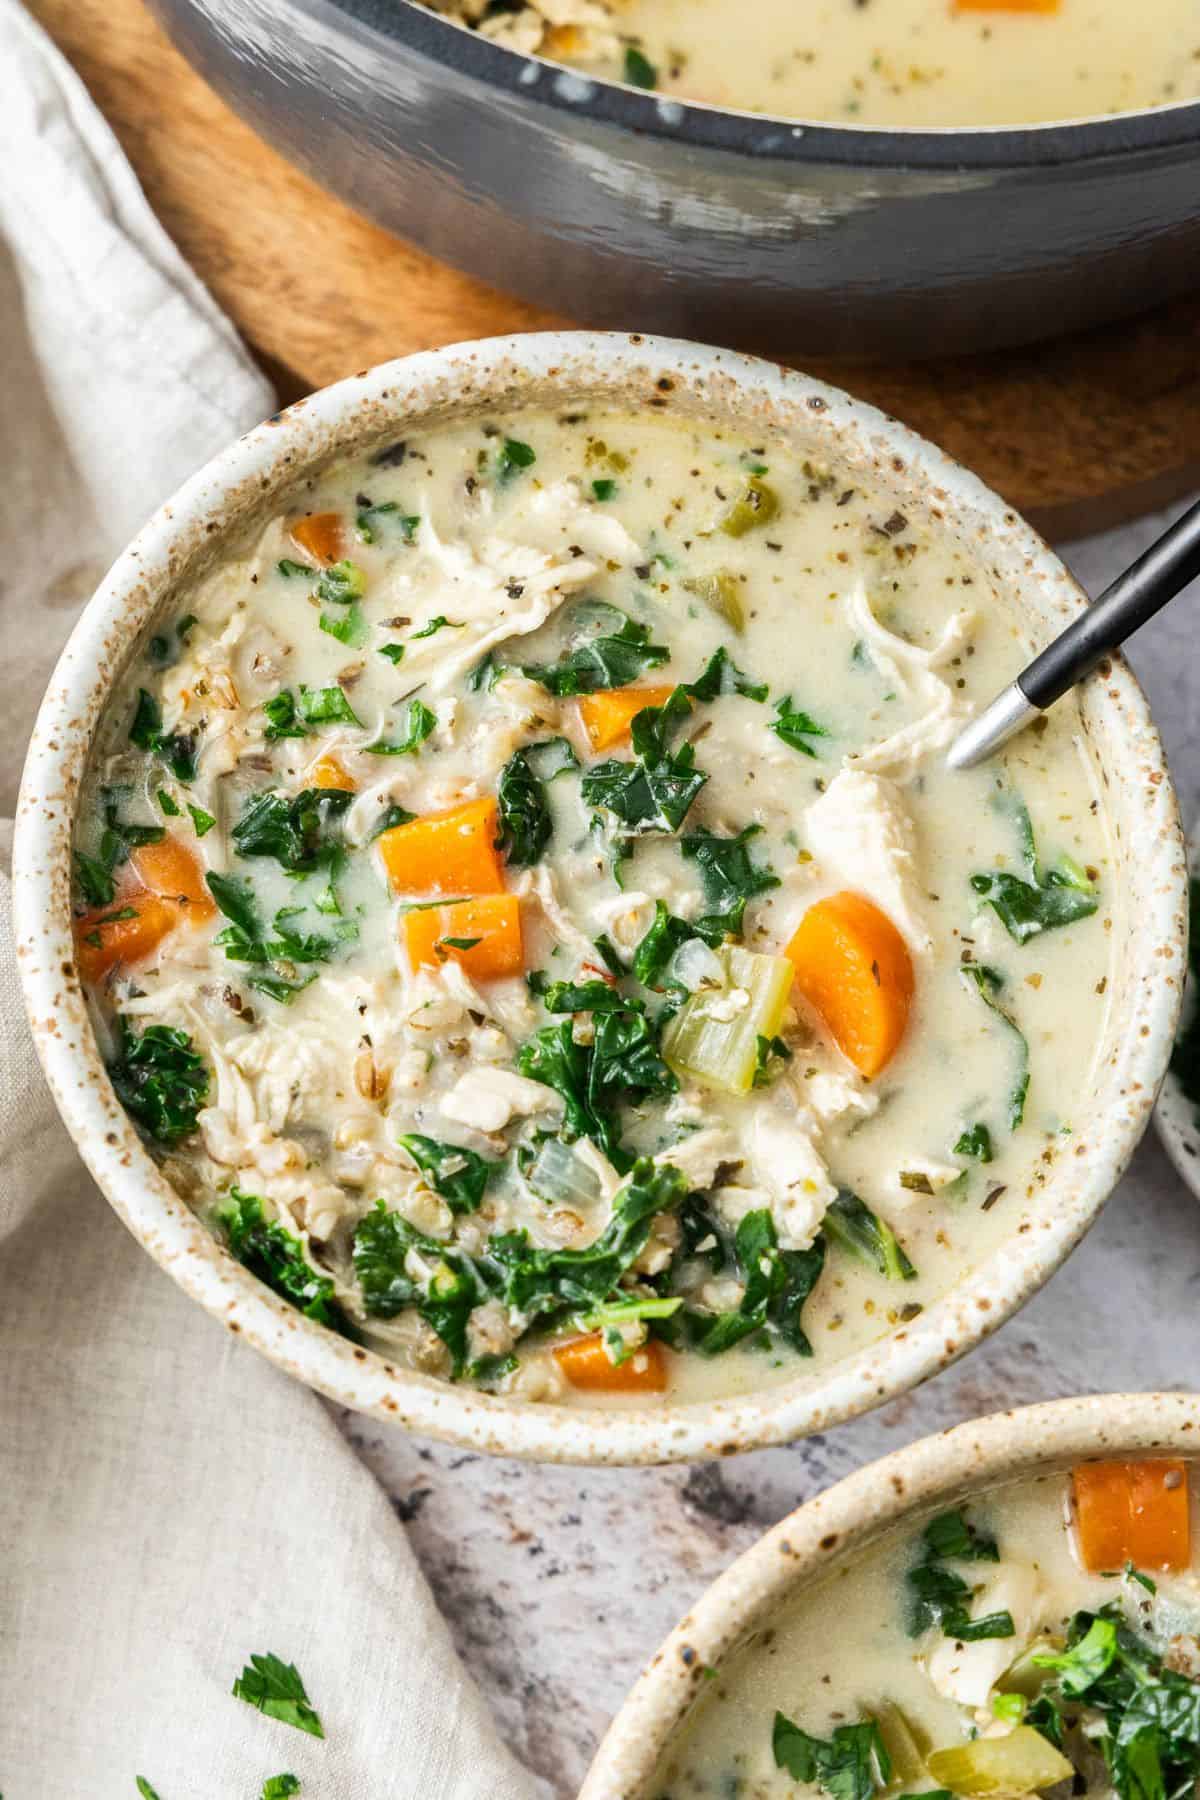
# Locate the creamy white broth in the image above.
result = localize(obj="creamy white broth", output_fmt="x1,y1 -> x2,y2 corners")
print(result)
73,407 -> 1111,1406
651,1464 -> 1200,1799
428,0 -> 1200,128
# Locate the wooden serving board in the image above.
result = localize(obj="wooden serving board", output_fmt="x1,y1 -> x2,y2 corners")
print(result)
29,0 -> 1200,536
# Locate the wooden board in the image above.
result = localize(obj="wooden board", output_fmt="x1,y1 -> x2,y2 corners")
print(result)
29,0 -> 1200,535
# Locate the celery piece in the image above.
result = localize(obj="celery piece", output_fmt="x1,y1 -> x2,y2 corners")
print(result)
926,1727 -> 1073,1797
874,1703 -> 928,1788
682,570 -> 745,631
719,477 -> 779,538
662,944 -> 793,1095
999,1635 -> 1065,1698
526,1137 -> 602,1209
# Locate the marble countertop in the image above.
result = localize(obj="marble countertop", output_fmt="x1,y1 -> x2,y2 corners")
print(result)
341,499 -> 1200,1799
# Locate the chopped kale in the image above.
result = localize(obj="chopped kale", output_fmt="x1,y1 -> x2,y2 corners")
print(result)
519,983 -> 677,1164
187,803 -> 216,838
906,1506 -> 1014,1642
680,824 -> 780,937
411,615 -> 460,639
971,792 -> 1099,945
230,1650 -> 325,1738
378,643 -> 406,665
319,602 -> 366,647
954,1122 -> 994,1162
591,477 -> 618,501
366,698 -> 437,755
751,1033 -> 793,1089
823,1191 -> 917,1281
623,44 -> 658,88
632,900 -> 721,989
297,684 -> 362,728
684,645 -> 768,704
276,558 -> 314,578
74,850 -> 116,907
157,789 -> 182,817
773,1714 -> 891,1800
109,1019 -> 209,1145
352,1204 -> 504,1379
497,748 -> 553,867
218,1190 -> 346,1335
128,687 -> 196,781
356,499 -> 417,544
960,963 -> 1030,1131
398,1133 -> 500,1214
314,560 -> 365,606
581,687 -> 707,834
523,608 -> 669,696
261,1779 -> 301,1800
679,1208 -> 824,1357
367,803 -> 416,843
1171,877 -> 1200,1111
497,437 -> 536,481
231,787 -> 352,874
262,690 -> 309,740
770,696 -> 829,757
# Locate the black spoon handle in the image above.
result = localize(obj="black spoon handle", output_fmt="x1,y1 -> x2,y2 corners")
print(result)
1019,495 -> 1200,710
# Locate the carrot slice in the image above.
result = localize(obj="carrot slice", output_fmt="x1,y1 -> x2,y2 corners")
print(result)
554,1333 -> 669,1393
290,511 -> 344,566
1073,1460 -> 1191,1573
130,836 -> 216,919
378,797 -> 505,897
784,890 -> 914,1079
311,753 -> 356,792
74,892 -> 185,984
955,0 -> 1059,10
403,895 -> 523,981
578,685 -> 677,753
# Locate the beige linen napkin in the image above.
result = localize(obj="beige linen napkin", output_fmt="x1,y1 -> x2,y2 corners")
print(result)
0,7 -> 540,1795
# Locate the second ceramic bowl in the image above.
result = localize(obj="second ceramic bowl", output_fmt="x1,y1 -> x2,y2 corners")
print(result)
12,332 -> 1187,1463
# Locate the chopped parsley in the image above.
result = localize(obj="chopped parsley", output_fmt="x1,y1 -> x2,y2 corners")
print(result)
231,1651 -> 326,1738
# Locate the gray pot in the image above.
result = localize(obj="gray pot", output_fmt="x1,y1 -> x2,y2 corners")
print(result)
150,0 -> 1200,360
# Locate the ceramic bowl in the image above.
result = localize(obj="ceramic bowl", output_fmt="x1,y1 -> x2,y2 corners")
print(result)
1155,834 -> 1198,1192
12,332 -> 1187,1465
580,1391 -> 1200,1797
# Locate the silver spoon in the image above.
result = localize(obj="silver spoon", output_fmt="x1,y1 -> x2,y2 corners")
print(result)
946,497 -> 1200,770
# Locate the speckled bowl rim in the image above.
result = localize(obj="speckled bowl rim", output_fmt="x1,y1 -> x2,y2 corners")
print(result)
1155,835 -> 1198,1192
580,1391 -> 1200,1798
12,331 -> 1187,1466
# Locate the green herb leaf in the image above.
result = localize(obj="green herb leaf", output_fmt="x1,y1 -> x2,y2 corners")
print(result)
623,44 -> 658,88
74,850 -> 116,907
960,964 -> 1030,1131
262,1778 -> 300,1800
906,1508 -> 1013,1643
187,803 -> 216,838
954,1121 -> 994,1162
319,601 -> 367,647
128,687 -> 197,781
751,1033 -> 793,1089
263,690 -> 309,741
684,646 -> 768,704
524,608 -> 669,696
632,900 -> 722,989
366,698 -> 437,756
412,615 -> 461,639
683,1208 -> 825,1357
378,643 -> 406,665
277,558 -> 314,579
109,1019 -> 209,1145
971,792 -> 1099,945
367,803 -> 417,842
218,1190 -> 347,1336
315,560 -> 365,605
398,1133 -> 500,1214
770,695 -> 828,757
497,748 -> 554,867
920,1508 -> 1000,1563
297,684 -> 362,728
824,1191 -> 916,1281
136,1781 -> 163,1799
232,787 -> 352,873
591,477 -> 618,501
773,1715 -> 891,1800
497,437 -> 536,481
581,687 -> 707,834
157,789 -> 182,817
230,1650 -> 325,1738
681,825 -> 780,937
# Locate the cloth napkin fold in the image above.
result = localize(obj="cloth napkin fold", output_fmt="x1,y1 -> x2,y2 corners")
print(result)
0,7 -> 540,1794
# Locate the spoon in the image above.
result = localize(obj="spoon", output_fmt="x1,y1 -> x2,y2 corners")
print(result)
946,496 -> 1200,771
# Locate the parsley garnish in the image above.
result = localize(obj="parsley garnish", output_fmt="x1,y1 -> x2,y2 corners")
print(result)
770,695 -> 828,757
231,1651 -> 326,1738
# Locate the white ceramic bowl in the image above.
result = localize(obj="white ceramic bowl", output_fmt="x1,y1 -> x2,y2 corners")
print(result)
1156,835 -> 1199,1193
12,333 -> 1187,1465
581,1391 -> 1200,1798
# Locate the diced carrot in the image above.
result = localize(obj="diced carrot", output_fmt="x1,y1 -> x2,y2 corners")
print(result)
578,685 -> 676,753
74,892 -> 185,984
784,890 -> 914,1080
130,836 -> 216,919
1073,1460 -> 1191,1573
290,511 -> 344,566
554,1333 -> 669,1393
311,753 -> 356,792
403,894 -> 524,981
378,797 -> 505,897
955,0 -> 1059,11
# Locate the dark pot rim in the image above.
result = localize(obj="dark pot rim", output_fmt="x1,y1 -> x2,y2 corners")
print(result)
305,0 -> 1200,168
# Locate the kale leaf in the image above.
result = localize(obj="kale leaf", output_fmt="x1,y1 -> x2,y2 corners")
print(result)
773,1714 -> 891,1800
519,981 -> 677,1162
262,690 -> 309,741
231,787 -> 352,874
960,964 -> 1030,1131
217,1189 -> 347,1334
680,1207 -> 824,1357
906,1505 -> 1014,1642
108,1018 -> 209,1145
684,646 -> 768,703
581,687 -> 707,833
366,698 -> 437,755
398,1133 -> 500,1214
129,687 -> 197,782
523,607 -> 669,696
680,825 -> 780,937
351,1204 -> 511,1380
770,696 -> 828,757
297,684 -> 361,727
632,900 -> 722,989
823,1191 -> 917,1281
954,1122 -> 994,1162
971,792 -> 1099,945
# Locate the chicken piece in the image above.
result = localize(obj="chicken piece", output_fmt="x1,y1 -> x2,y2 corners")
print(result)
925,1564 -> 1040,1707
438,1065 -> 564,1134
844,581 -> 977,779
804,768 -> 932,956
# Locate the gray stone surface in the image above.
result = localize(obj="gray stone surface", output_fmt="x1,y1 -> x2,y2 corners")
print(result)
338,502 -> 1200,1798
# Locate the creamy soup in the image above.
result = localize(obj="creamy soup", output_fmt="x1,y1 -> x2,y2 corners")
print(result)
73,406 -> 1111,1406
651,1457 -> 1200,1800
428,0 -> 1200,127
